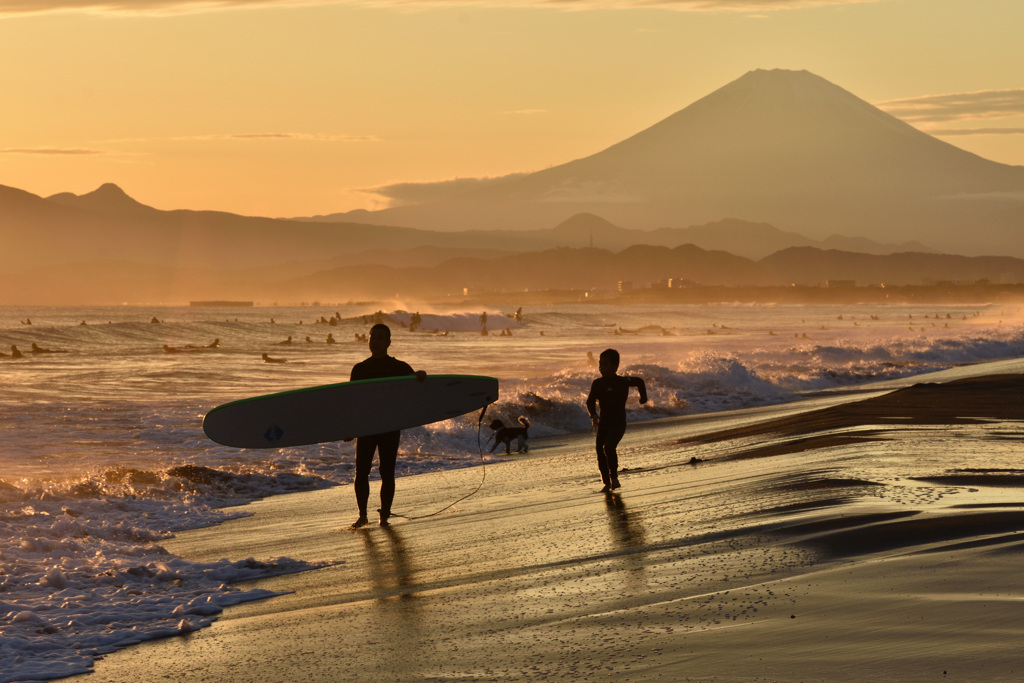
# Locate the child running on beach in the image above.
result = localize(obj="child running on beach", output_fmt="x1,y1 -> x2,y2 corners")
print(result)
585,348 -> 647,491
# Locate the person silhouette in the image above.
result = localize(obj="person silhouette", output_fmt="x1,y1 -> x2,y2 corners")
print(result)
31,342 -> 66,353
349,323 -> 425,528
585,349 -> 648,492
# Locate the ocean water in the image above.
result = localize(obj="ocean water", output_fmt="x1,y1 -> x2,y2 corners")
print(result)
3,300 -> 1024,680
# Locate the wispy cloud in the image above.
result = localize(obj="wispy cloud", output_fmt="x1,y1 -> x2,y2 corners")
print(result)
0,0 -> 293,16
0,0 -> 887,18
877,89 -> 1024,136
877,89 -> 1024,123
361,173 -> 527,207
0,147 -> 104,155
98,132 -> 376,144
1,133 -> 371,158
928,127 -> 1024,137
216,132 -> 377,141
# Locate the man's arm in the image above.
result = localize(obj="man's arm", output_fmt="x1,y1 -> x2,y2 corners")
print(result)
395,358 -> 425,381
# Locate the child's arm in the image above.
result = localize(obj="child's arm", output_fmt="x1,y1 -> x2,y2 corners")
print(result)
632,377 -> 648,405
586,381 -> 600,428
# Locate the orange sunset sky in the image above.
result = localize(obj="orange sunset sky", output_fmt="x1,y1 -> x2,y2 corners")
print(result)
2,0 -> 1023,219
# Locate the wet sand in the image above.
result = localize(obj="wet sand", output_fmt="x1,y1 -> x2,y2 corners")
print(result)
75,369 -> 1024,681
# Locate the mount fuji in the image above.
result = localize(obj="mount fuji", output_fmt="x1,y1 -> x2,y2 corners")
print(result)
321,69 -> 1024,256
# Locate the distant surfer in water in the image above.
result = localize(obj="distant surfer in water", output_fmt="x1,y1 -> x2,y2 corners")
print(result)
31,342 -> 67,353
586,349 -> 647,492
350,323 -> 426,528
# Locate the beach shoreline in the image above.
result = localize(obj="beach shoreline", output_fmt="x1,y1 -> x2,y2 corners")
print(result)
70,363 -> 1024,682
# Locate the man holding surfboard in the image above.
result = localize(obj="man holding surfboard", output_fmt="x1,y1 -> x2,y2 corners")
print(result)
350,323 -> 426,528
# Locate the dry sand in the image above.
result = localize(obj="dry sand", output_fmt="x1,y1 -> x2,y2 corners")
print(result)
74,367 -> 1024,681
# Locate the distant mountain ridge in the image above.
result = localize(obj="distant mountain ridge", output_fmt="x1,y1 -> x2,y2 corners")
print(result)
47,183 -> 159,216
549,214 -> 932,257
4,240 -> 1022,306
0,183 -> 930,279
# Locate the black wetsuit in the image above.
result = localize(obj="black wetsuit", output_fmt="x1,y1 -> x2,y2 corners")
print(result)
350,355 -> 415,518
586,375 -> 644,487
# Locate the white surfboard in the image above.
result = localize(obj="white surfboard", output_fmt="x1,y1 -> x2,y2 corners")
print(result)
203,374 -> 499,449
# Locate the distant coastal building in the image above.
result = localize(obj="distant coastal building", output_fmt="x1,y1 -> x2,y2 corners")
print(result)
618,281 -> 633,292
825,280 -> 856,288
189,301 -> 254,307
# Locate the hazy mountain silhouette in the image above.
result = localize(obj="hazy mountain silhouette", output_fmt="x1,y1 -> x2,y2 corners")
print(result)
295,245 -> 1022,299
47,183 -> 159,216
761,247 -> 1024,286
0,183 -> 924,277
0,184 -> 439,273
319,69 -> 1024,256
548,214 -> 931,258
5,237 -> 1023,305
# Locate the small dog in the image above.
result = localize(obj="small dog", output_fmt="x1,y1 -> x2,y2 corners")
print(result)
489,416 -> 530,454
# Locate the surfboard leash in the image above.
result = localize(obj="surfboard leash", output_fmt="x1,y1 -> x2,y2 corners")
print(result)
394,402 -> 491,521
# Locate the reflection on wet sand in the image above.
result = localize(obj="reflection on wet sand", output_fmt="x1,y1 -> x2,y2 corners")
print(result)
604,491 -> 647,585
355,525 -> 424,674
360,526 -> 416,602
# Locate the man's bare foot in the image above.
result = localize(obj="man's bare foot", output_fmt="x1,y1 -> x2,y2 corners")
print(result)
351,516 -> 369,529
378,509 -> 391,526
